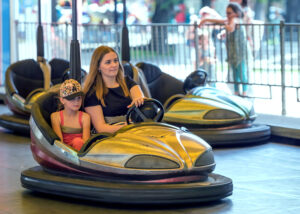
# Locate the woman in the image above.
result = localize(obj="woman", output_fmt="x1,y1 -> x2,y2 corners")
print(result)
230,0 -> 254,49
83,46 -> 144,133
199,2 -> 249,96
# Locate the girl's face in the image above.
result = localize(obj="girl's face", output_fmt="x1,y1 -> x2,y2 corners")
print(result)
98,51 -> 119,79
61,96 -> 82,111
226,7 -> 237,20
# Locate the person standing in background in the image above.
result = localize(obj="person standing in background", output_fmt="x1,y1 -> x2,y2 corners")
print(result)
199,2 -> 249,96
230,0 -> 254,49
197,29 -> 216,87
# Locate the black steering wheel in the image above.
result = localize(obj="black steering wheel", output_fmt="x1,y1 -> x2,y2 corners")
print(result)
183,69 -> 207,93
126,98 -> 164,124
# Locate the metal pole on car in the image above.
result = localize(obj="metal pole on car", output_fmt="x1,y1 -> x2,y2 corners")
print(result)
121,0 -> 130,62
37,0 -> 44,59
37,0 -> 51,90
70,0 -> 82,83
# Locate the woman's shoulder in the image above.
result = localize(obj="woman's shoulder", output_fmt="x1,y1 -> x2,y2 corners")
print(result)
124,75 -> 137,88
235,17 -> 245,24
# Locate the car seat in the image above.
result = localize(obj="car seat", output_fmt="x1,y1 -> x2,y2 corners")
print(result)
122,61 -> 151,98
4,58 -> 70,115
135,62 -> 185,105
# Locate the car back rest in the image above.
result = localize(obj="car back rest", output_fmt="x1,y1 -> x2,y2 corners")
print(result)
31,91 -> 60,144
183,69 -> 207,93
7,59 -> 44,98
6,58 -> 69,99
135,62 -> 185,104
123,61 -> 151,98
49,58 -> 70,85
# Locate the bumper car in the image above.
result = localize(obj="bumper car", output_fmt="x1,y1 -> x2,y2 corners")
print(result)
127,62 -> 270,146
0,58 -> 70,134
21,92 -> 232,204
0,0 -> 79,135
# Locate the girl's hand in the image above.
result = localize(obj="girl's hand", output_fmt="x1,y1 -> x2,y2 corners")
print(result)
127,97 -> 144,108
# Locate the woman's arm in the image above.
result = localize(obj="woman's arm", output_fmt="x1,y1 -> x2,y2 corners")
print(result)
84,105 -> 125,133
127,85 -> 145,108
50,112 -> 63,142
224,18 -> 236,33
199,18 -> 226,27
82,112 -> 91,142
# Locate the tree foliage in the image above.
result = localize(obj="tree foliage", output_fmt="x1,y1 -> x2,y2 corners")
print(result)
151,0 -> 181,23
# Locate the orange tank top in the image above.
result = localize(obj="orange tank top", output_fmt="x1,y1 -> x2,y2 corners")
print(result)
60,110 -> 83,145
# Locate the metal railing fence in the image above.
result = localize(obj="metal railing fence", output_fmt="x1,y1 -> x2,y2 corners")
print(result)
12,21 -> 300,116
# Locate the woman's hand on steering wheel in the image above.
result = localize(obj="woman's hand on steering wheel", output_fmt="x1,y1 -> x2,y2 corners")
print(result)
126,98 -> 164,124
127,97 -> 145,108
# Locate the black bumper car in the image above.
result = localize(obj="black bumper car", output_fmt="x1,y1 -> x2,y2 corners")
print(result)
125,62 -> 271,146
0,58 -> 69,134
21,92 -> 232,204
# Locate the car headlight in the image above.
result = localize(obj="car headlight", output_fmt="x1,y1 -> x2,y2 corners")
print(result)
203,109 -> 241,119
195,149 -> 215,167
125,155 -> 180,169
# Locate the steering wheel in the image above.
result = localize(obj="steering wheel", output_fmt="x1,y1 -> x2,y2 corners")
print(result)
126,98 -> 164,124
183,69 -> 207,93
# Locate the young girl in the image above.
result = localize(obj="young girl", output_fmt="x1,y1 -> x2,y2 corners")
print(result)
51,79 -> 90,151
199,2 -> 249,96
198,29 -> 216,87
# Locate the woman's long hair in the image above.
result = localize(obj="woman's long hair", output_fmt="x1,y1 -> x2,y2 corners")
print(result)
83,46 -> 130,106
227,2 -> 244,18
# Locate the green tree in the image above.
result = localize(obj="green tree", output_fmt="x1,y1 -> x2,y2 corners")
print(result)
150,0 -> 181,54
151,0 -> 181,23
286,0 -> 298,22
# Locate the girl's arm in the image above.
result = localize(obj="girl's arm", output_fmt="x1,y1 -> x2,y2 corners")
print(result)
82,112 -> 91,142
127,85 -> 145,108
84,105 -> 125,134
50,112 -> 63,142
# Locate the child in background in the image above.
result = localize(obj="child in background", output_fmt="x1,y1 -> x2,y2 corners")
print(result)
198,29 -> 216,87
51,79 -> 90,151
